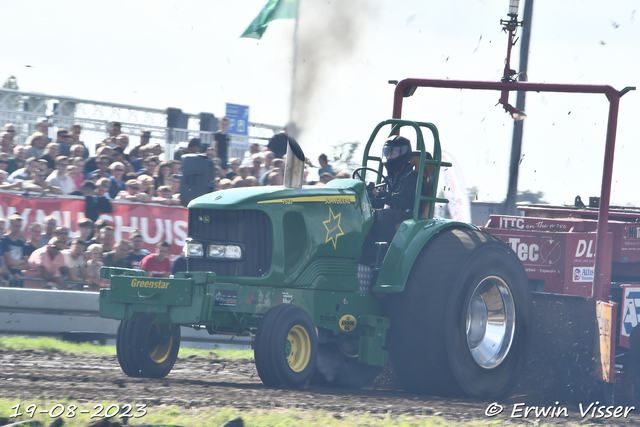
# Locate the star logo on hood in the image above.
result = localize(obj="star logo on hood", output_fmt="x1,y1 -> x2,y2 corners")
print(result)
323,207 -> 344,250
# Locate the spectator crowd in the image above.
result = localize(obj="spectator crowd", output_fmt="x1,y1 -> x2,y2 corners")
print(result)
176,120 -> 349,190
0,213 -> 186,291
0,118 -> 350,206
0,121 -> 184,215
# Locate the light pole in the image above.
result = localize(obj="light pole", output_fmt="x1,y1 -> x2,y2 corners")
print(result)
502,0 -> 534,215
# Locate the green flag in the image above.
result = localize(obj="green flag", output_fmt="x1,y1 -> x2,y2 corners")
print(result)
240,0 -> 297,39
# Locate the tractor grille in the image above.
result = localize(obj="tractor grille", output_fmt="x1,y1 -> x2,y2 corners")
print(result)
187,209 -> 272,277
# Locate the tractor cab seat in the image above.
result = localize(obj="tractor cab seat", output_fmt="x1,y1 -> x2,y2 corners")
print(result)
391,151 -> 435,233
409,150 -> 435,220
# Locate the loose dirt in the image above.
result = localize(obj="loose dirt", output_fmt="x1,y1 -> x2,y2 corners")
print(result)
1,348 -> 639,425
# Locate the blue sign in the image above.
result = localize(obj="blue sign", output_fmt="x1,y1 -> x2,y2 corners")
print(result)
225,103 -> 249,136
623,291 -> 640,336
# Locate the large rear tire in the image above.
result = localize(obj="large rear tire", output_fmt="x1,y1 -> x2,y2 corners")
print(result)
254,304 -> 318,389
116,313 -> 181,378
388,228 -> 532,399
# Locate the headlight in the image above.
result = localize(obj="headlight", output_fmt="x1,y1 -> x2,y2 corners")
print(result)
209,245 -> 225,257
208,244 -> 242,259
186,242 -> 203,257
225,245 -> 242,259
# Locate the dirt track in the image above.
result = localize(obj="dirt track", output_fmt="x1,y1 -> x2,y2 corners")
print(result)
1,348 -> 640,425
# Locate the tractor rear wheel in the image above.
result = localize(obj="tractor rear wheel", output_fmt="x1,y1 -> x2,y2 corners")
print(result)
116,313 -> 181,378
254,304 -> 318,389
388,228 -> 532,399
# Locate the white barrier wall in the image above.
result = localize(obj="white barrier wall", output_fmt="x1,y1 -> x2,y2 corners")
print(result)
0,287 -> 251,346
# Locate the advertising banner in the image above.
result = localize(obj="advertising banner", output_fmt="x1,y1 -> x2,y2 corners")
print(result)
0,192 -> 188,257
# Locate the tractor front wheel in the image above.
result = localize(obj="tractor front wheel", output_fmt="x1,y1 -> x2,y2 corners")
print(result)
254,304 -> 318,389
116,319 -> 140,377
116,313 -> 181,378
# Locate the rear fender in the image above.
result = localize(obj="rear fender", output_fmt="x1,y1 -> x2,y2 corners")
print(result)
373,220 -> 478,293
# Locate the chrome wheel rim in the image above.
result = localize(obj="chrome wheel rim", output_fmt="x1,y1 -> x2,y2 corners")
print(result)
466,276 -> 515,369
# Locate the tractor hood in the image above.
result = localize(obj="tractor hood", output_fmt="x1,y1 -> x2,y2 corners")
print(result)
186,178 -> 374,290
188,179 -> 367,210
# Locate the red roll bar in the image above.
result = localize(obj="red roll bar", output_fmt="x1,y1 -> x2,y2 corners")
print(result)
392,78 -> 628,301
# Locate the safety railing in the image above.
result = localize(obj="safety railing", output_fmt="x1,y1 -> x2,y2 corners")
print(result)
0,87 -> 279,161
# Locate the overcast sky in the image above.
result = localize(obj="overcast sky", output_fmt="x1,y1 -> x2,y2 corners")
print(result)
0,0 -> 637,205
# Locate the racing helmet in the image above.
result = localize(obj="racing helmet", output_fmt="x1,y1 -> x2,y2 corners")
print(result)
382,135 -> 412,173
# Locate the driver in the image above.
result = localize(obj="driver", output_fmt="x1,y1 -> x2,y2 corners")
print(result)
360,135 -> 417,265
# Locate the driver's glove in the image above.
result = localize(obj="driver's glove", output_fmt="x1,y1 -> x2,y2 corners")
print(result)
366,182 -> 375,195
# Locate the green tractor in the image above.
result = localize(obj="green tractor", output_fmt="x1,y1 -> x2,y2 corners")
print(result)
99,119 -> 532,399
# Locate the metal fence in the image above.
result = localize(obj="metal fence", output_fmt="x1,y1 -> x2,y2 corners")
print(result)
0,88 -> 279,161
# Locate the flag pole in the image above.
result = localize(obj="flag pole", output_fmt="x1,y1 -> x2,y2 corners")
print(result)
288,0 -> 300,131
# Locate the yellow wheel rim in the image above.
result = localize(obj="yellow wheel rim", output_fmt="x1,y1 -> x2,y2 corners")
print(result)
285,325 -> 311,372
148,323 -> 174,364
